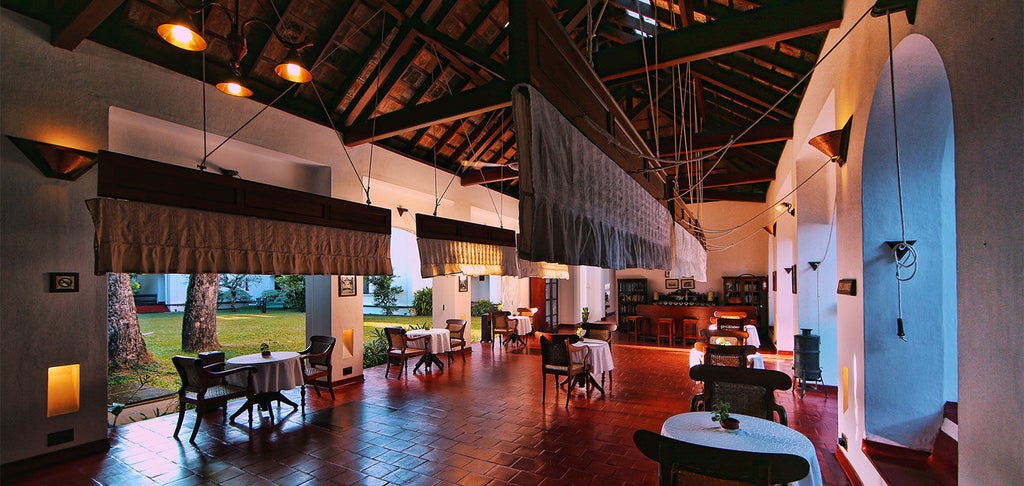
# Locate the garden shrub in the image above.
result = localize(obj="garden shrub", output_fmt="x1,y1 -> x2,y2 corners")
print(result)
471,299 -> 497,316
412,287 -> 432,316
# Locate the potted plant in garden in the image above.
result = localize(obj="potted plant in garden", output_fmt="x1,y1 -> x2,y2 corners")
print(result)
711,401 -> 740,430
260,342 -> 271,358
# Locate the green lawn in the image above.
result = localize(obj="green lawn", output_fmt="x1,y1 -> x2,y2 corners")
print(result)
114,309 -> 482,395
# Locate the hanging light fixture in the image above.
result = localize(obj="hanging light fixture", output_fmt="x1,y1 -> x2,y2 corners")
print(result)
158,0 -> 314,89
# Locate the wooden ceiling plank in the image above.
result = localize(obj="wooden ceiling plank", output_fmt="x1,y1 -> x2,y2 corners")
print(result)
685,169 -> 777,189
690,61 -> 799,118
343,80 -> 511,145
688,189 -> 767,203
656,121 -> 792,157
592,0 -> 842,81
459,166 -> 520,186
341,30 -> 418,125
410,19 -> 507,80
52,0 -> 126,51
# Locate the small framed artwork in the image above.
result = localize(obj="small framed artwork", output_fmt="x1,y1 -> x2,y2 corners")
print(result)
49,272 -> 79,292
665,278 -> 679,290
338,275 -> 356,297
665,271 -> 671,278
458,275 -> 469,292
680,278 -> 695,289
837,278 -> 857,296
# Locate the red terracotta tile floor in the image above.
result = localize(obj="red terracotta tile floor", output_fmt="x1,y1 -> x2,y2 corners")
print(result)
8,335 -> 850,485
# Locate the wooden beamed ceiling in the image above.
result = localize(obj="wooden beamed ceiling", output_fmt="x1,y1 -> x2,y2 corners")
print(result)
5,0 -> 843,202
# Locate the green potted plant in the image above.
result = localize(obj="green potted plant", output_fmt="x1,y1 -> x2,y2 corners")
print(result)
711,401 -> 740,430
581,307 -> 590,323
260,342 -> 271,358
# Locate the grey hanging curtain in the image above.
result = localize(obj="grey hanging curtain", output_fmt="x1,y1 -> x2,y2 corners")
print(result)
86,198 -> 392,275
514,85 -> 674,270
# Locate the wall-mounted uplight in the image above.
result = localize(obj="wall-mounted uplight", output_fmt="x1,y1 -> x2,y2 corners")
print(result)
775,202 -> 796,217
47,364 -> 80,417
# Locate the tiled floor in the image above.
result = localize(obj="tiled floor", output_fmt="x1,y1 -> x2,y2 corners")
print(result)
9,335 -> 850,485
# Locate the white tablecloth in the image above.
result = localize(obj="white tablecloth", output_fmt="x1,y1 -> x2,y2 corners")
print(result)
689,348 -> 765,369
226,351 -> 303,394
508,315 -> 533,335
407,328 -> 452,354
708,323 -> 761,348
661,412 -> 822,486
573,338 -> 614,378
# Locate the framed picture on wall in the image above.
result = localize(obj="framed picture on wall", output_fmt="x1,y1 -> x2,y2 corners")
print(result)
680,278 -> 695,289
665,278 -> 679,289
665,271 -> 671,278
338,276 -> 356,296
458,275 -> 469,292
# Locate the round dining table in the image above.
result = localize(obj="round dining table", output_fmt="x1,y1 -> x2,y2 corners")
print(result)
407,328 -> 451,372
572,338 -> 614,394
661,412 -> 822,486
226,351 -> 303,421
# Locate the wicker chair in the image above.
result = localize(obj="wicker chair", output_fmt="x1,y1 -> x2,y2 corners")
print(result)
384,327 -> 427,378
490,311 -> 518,348
633,429 -> 809,485
701,328 -> 749,346
538,332 -> 591,408
445,318 -> 468,363
299,335 -> 336,408
700,343 -> 758,368
689,364 -> 793,425
171,355 -> 257,443
581,322 -> 617,347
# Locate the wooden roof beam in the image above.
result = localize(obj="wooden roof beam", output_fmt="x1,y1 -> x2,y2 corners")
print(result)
656,121 -> 792,157
344,81 -> 511,145
592,0 -> 842,81
52,0 -> 125,50
688,189 -> 767,203
682,169 -> 777,190
460,166 -> 519,186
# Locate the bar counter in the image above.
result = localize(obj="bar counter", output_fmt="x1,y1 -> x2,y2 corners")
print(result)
634,304 -> 770,349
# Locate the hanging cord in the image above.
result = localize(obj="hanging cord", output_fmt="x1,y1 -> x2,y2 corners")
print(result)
199,8 -> 208,170
423,40 -> 468,214
887,12 -> 915,341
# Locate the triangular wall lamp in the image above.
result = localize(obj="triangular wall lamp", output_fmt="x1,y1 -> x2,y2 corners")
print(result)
7,136 -> 98,181
808,116 -> 852,167
808,261 -> 821,271
884,240 -> 917,259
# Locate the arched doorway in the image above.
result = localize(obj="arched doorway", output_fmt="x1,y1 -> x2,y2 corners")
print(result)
861,34 -> 957,450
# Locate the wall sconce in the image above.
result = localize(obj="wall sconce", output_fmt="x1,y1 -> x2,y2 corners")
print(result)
808,117 -> 852,167
7,136 -> 98,181
775,202 -> 796,217
47,364 -> 80,417
397,206 -> 409,217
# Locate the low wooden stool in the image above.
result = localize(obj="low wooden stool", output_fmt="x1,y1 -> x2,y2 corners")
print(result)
655,317 -> 674,346
625,315 -> 646,342
681,318 -> 699,346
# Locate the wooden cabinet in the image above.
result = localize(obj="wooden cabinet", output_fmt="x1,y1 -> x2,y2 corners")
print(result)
617,279 -> 648,328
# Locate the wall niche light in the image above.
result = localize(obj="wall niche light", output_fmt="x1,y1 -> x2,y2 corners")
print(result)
47,364 -> 80,417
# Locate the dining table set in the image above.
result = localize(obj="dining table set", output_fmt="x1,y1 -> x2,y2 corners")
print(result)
406,328 -> 452,373
225,351 -> 304,421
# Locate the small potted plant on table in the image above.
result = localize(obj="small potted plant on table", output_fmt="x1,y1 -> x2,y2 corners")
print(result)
260,342 -> 271,358
711,401 -> 740,430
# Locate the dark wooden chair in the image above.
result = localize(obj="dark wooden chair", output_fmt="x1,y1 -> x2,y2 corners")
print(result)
700,343 -> 759,368
490,311 -> 518,348
299,335 -> 336,409
701,328 -> 750,346
633,429 -> 809,485
445,318 -> 468,364
538,332 -> 591,408
171,355 -> 257,443
690,364 -> 793,425
716,316 -> 746,331
384,327 -> 426,378
581,322 -> 617,348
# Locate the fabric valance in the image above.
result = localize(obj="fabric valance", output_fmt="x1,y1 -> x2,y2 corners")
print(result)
517,259 -> 570,279
514,85 -> 673,270
417,237 -> 519,278
672,222 -> 708,282
86,198 -> 392,275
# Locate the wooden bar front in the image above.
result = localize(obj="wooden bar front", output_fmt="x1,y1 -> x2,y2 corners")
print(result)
635,304 -> 765,346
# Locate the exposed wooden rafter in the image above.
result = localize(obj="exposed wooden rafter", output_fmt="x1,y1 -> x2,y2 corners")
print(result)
51,0 -> 125,50
460,166 -> 519,186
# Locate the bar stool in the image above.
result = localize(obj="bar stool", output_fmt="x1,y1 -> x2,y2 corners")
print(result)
655,317 -> 674,346
680,318 -> 699,347
625,315 -> 647,342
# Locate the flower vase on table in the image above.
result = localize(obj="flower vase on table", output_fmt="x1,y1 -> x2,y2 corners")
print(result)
260,342 -> 271,358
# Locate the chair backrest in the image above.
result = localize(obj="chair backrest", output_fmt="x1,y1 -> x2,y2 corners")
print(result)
491,311 -> 511,330
633,429 -> 809,485
198,350 -> 225,370
516,307 -> 537,317
717,316 -> 745,331
702,329 -> 749,346
690,364 -> 793,422
538,332 -> 580,368
445,319 -> 467,341
713,311 -> 747,319
306,335 -> 336,366
702,343 -> 758,367
581,322 -> 617,344
172,356 -> 207,393
384,326 -> 408,349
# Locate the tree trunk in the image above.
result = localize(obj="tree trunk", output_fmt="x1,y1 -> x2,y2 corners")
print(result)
107,273 -> 153,369
182,273 -> 220,352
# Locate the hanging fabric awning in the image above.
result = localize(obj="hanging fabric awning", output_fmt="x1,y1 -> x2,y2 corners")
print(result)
514,85 -> 674,270
88,151 -> 392,276
672,222 -> 708,282
517,259 -> 570,279
416,214 -> 518,277
86,198 -> 392,275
